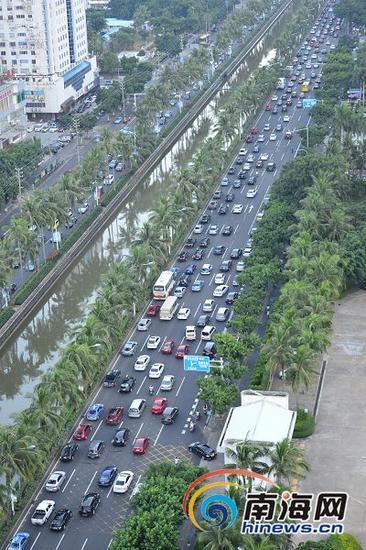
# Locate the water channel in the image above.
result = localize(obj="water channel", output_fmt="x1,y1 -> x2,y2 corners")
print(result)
0,2 -> 299,424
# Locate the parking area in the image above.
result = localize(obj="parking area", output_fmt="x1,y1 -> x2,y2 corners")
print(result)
297,291 -> 366,545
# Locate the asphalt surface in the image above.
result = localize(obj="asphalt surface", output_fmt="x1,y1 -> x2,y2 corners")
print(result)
8,5 -> 339,550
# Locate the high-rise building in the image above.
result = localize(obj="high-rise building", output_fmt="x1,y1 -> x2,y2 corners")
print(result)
0,0 -> 99,118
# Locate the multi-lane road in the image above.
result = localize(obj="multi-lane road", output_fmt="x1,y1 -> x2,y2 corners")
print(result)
6,5 -> 339,549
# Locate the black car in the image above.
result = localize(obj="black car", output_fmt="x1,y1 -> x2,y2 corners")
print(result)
222,225 -> 233,236
220,260 -> 233,272
199,237 -> 210,248
218,204 -> 228,215
226,291 -> 239,305
60,442 -> 78,462
79,493 -> 101,517
236,156 -> 244,165
281,104 -> 288,112
238,171 -> 246,180
161,406 -> 179,424
177,251 -> 189,262
272,106 -> 278,114
230,248 -> 243,259
213,245 -> 225,255
188,441 -> 217,460
225,192 -> 234,202
112,428 -> 130,447
185,238 -> 196,248
233,180 -> 241,189
202,341 -> 216,359
286,98 -> 293,106
228,167 -> 235,175
196,314 -> 210,328
281,93 -> 287,100
208,200 -> 218,210
179,274 -> 191,287
118,375 -> 136,393
50,508 -> 73,531
87,440 -> 105,459
103,369 -> 121,388
247,175 -> 257,185
266,162 -> 276,172
213,190 -> 222,199
192,248 -> 204,260
200,214 -> 211,224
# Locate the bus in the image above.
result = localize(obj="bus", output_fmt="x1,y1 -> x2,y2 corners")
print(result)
301,81 -> 311,93
153,271 -> 175,300
160,296 -> 179,320
199,33 -> 210,46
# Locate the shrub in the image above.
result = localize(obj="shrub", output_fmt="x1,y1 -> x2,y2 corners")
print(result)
249,352 -> 270,390
0,306 -> 15,328
328,533 -> 363,550
293,408 -> 315,438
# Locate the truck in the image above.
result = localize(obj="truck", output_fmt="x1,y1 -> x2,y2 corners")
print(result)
159,296 -> 178,320
276,77 -> 285,90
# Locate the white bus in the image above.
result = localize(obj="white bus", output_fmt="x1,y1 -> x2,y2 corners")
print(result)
153,271 -> 175,300
160,296 -> 179,321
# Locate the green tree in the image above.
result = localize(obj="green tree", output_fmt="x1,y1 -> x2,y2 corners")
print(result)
268,438 -> 310,485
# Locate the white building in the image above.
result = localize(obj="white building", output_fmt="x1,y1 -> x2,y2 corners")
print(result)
0,0 -> 99,118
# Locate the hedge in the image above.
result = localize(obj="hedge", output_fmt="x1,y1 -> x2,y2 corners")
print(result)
248,352 -> 270,390
293,408 -> 315,438
328,534 -> 363,550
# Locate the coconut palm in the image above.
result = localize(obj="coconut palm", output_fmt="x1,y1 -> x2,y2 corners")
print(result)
0,426 -> 41,487
197,520 -> 244,550
241,536 -> 277,550
286,344 -> 318,393
131,221 -> 168,260
264,315 -> 297,377
9,217 -> 39,275
61,342 -> 98,388
75,315 -> 114,354
226,439 -> 269,491
59,173 -> 84,208
0,239 -> 14,304
267,438 -> 310,485
30,384 -> 64,432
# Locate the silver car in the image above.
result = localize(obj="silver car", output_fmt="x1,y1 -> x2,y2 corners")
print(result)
161,375 -> 175,391
137,318 -> 151,331
45,471 -> 66,492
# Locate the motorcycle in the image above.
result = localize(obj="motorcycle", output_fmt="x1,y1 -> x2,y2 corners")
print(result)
10,283 -> 17,294
148,385 -> 154,396
189,421 -> 196,433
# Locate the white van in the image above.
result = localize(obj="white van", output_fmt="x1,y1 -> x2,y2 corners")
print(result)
128,399 -> 146,418
185,326 -> 196,341
201,325 -> 216,340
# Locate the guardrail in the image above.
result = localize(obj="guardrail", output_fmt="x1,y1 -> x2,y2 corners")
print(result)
0,0 -> 294,351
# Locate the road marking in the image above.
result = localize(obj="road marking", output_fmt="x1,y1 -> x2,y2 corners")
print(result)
84,471 -> 98,495
244,204 -> 248,213
134,422 -> 144,441
140,334 -> 149,351
193,302 -> 201,317
207,246 -> 213,259
129,474 -> 142,500
154,425 -> 164,446
62,468 -> 76,493
226,274 -> 232,286
93,385 -> 103,400
194,341 -> 201,353
222,247 -> 228,259
106,484 -> 114,499
29,533 -> 41,550
158,336 -> 167,352
55,534 -> 65,550
136,376 -> 147,395
90,419 -> 103,441
118,419 -> 124,429
208,273 -> 215,286
176,376 -> 185,397
234,224 -> 240,235
107,538 -> 114,549
248,204 -> 254,214
281,151 -> 285,160
80,539 -> 88,550
111,354 -> 120,369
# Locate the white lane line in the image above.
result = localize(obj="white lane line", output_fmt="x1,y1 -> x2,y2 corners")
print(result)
84,471 -> 98,495
136,376 -> 147,395
244,204 -> 248,213
179,335 -> 185,345
80,539 -> 88,550
208,273 -> 215,286
281,151 -> 285,160
118,419 -> 124,429
29,533 -> 41,550
176,376 -> 186,397
222,247 -> 228,259
130,474 -> 142,500
134,422 -> 144,441
154,425 -> 164,446
55,534 -> 65,550
234,224 -> 240,235
226,274 -> 232,286
194,341 -> 201,353
193,302 -> 201,317
93,385 -> 103,401
90,419 -> 103,441
106,485 -> 114,499
158,336 -> 167,352
62,468 -> 76,493
140,334 -> 149,351
207,246 -> 213,259
111,354 -> 120,369
107,538 -> 113,549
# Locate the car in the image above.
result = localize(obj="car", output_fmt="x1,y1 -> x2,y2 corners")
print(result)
199,237 -> 210,248
228,166 -> 235,175
185,237 -> 197,249
263,123 -> 270,131
197,314 -> 211,328
113,117 -> 123,124
226,291 -> 239,305
8,532 -> 30,548
245,134 -> 253,143
213,190 -> 222,199
221,178 -> 228,187
250,126 -> 258,134
193,223 -> 204,234
60,442 -> 78,462
283,114 -> 290,122
31,500 -> 55,525
45,471 -> 66,492
230,248 -> 243,259
112,428 -> 130,446
134,355 -> 150,371
175,344 -> 188,359
243,163 -> 251,171
233,179 -> 241,188
220,260 -> 233,272
269,133 -> 276,141
256,159 -> 263,168
260,152 -> 269,161
149,363 -> 165,379
146,304 -> 160,317
105,406 -> 124,425
285,131 -> 293,139
213,284 -> 229,297
213,244 -> 225,255
225,192 -> 234,202
266,162 -> 276,172
98,465 -> 118,487
238,147 -> 247,156
264,103 -> 271,111
214,273 -> 225,285
238,171 -> 247,179
177,250 -> 189,262
87,440 -> 105,459
177,307 -> 191,320
275,123 -> 283,132
161,339 -> 174,354
161,406 -> 179,424
296,100 -> 302,108
113,471 -> 134,494
218,204 -> 228,215
137,318 -> 151,331
132,437 -> 149,455
246,188 -> 258,198
236,260 -> 245,272
243,247 -> 252,257
120,340 -> 138,358
79,493 -> 101,517
236,156 -> 244,165
151,397 -> 168,414
160,375 -> 175,391
200,214 -> 211,224
185,264 -> 197,275
203,299 -> 215,312
118,375 -> 136,393
192,280 -> 204,292
192,248 -> 204,260
216,307 -> 230,321
188,441 -> 217,460
115,162 -> 124,172
248,175 -> 257,185
222,225 -> 233,236
73,423 -> 92,441
272,106 -> 278,114
86,403 -> 104,421
147,335 -> 161,350
253,144 -> 260,153
200,264 -> 213,275
50,508 -> 73,531
25,260 -> 35,272
208,224 -> 219,235
232,204 -> 243,214
103,369 -> 121,387
104,174 -> 114,186
257,134 -> 265,142
208,200 -> 218,210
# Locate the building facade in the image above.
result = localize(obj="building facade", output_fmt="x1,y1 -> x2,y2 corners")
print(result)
0,0 -> 98,118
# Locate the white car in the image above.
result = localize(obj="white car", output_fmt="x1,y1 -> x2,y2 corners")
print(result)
208,224 -> 219,235
236,260 -> 245,272
200,264 -> 213,275
283,114 -> 290,122
104,174 -> 114,185
45,471 -> 66,492
247,154 -> 255,163
134,355 -> 151,371
31,500 -> 55,525
77,204 -> 88,214
260,152 -> 269,161
213,284 -> 229,297
203,299 -> 215,312
149,363 -> 165,379
257,134 -> 265,142
269,133 -> 276,141
246,188 -> 258,198
137,318 -> 151,331
193,224 -> 204,234
243,247 -> 252,257
214,273 -> 225,285
147,335 -> 161,349
113,471 -> 134,494
161,374 -> 175,391
232,204 -> 243,214
263,123 -> 270,131
174,286 -> 186,298
177,307 -> 191,320
239,147 -> 247,156
271,95 -> 278,101
243,163 -> 251,171
257,210 -> 265,221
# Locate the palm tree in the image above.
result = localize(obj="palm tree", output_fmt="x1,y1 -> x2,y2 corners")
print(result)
268,438 -> 310,485
30,384 -> 64,432
9,217 -> 39,276
197,520 -> 244,550
131,221 -> 168,260
0,239 -> 14,305
264,315 -> 297,378
226,439 -> 269,491
59,173 -> 84,207
61,342 -> 98,388
241,536 -> 277,550
75,315 -> 114,355
0,426 -> 41,487
286,344 -> 318,393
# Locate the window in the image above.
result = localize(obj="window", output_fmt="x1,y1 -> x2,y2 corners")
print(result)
16,14 -> 25,18
31,59 -> 36,64
11,51 -> 16,55
19,51 -> 28,54
1,60 -> 7,65
31,50 -> 35,55
12,60 -> 17,64
0,51 -> 5,55
9,42 -> 15,46
0,42 -> 5,47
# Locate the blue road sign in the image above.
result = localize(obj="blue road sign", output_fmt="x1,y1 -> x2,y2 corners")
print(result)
303,98 -> 317,108
184,355 -> 210,373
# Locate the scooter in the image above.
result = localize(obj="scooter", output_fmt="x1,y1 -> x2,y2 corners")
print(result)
189,421 -> 196,433
148,385 -> 154,396
10,283 -> 17,294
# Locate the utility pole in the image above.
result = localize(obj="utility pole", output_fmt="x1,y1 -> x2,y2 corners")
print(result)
119,79 -> 126,121
72,117 -> 80,163
15,167 -> 23,200
180,36 -> 184,64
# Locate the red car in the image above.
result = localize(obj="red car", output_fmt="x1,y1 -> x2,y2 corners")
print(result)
132,437 -> 149,455
146,304 -> 160,317
161,339 -> 174,354
105,406 -> 124,425
265,103 -> 271,111
151,397 -> 168,414
73,423 -> 92,441
250,126 -> 258,135
175,344 -> 189,359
